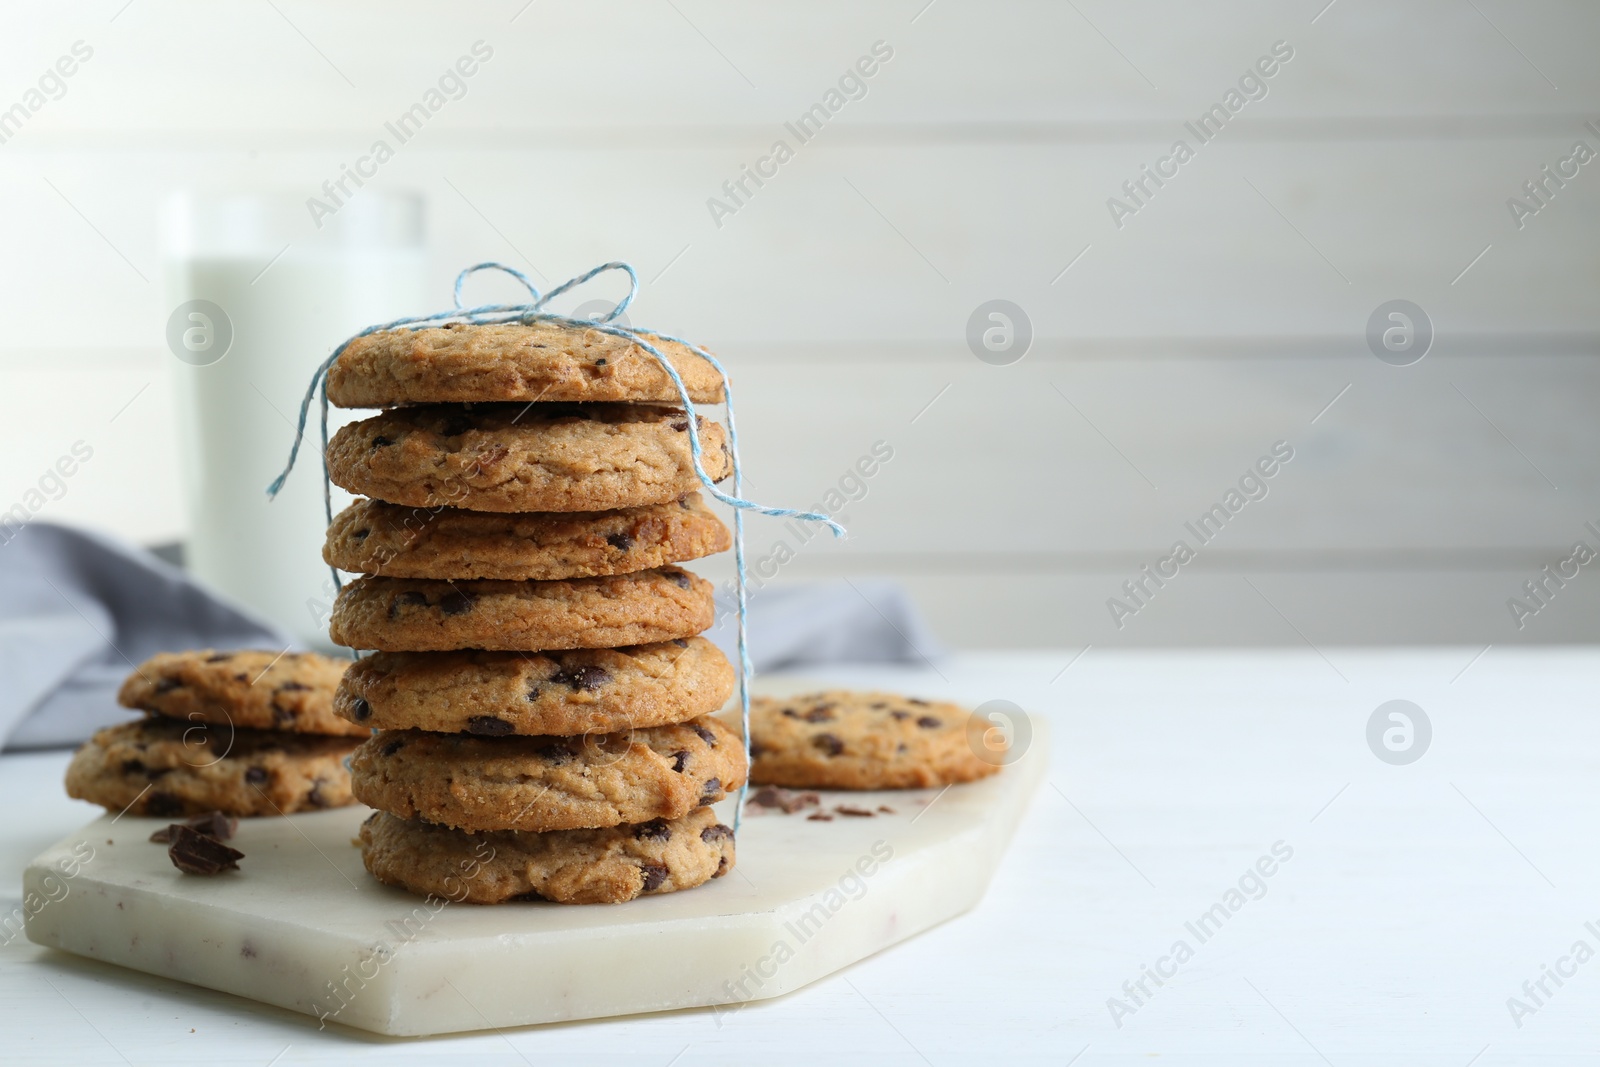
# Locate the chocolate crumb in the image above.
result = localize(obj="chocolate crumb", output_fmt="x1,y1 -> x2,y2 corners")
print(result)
167,825 -> 244,875
835,805 -> 875,818
878,805 -> 896,814
807,812 -> 834,822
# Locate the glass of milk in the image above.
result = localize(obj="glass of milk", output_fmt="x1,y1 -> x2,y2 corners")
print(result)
163,190 -> 426,647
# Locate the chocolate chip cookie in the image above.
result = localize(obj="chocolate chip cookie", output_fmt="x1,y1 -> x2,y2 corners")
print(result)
65,719 -> 360,818
118,649 -> 366,738
328,567 -> 715,652
325,403 -> 732,513
323,493 -> 730,581
335,638 -> 733,736
747,691 -> 1003,790
326,321 -> 726,408
359,805 -> 735,904
350,715 -> 745,833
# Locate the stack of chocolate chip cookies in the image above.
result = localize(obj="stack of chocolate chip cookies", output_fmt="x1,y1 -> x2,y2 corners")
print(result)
318,319 -> 747,905
66,650 -> 366,818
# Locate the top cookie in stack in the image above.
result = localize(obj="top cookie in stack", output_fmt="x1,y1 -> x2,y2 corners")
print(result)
319,320 -> 745,905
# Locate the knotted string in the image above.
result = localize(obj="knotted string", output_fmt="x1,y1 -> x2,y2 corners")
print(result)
267,261 -> 844,834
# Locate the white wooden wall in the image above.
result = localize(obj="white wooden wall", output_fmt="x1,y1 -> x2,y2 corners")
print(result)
3,1 -> 1598,648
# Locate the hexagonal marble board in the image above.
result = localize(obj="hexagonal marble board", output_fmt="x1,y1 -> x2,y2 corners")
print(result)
24,721 -> 1045,1036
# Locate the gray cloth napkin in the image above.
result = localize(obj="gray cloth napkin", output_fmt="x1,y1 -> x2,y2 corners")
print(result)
2,523 -> 943,751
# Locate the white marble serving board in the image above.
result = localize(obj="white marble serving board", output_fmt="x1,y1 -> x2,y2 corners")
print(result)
22,723 -> 1045,1036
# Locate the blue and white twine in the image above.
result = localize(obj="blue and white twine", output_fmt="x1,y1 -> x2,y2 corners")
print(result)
267,261 -> 845,834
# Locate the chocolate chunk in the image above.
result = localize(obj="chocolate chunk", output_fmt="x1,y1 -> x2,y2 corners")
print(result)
605,532 -> 634,551
633,819 -> 671,841
916,716 -> 943,729
638,864 -> 669,892
466,716 -> 513,736
663,569 -> 692,589
535,738 -> 578,764
835,805 -> 875,818
244,766 -> 268,785
438,590 -> 475,616
812,733 -> 844,756
690,723 -> 716,746
550,665 -> 609,691
351,698 -> 372,721
701,823 -> 734,843
151,811 -> 238,844
803,706 -> 835,723
380,737 -> 406,757
167,825 -> 244,875
145,792 -> 184,817
699,777 -> 722,800
371,435 -> 393,448
669,750 -> 689,773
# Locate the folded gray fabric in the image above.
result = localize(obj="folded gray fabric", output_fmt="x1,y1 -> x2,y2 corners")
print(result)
2,524 -> 944,751
1,523 -> 290,751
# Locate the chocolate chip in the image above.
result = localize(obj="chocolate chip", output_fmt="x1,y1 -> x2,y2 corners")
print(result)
890,710 -> 910,721
551,665 -> 609,691
276,680 -> 310,692
389,590 -> 429,618
908,698 -> 929,706
466,716 -> 513,736
380,737 -> 406,757
639,864 -> 669,892
679,498 -> 692,510
535,738 -> 578,764
700,777 -> 722,800
669,750 -> 689,773
595,357 -> 607,366
167,825 -> 244,875
916,716 -> 943,729
271,702 -> 294,724
351,698 -> 371,721
781,708 -> 799,719
204,653 -> 233,663
154,678 -> 182,694
633,819 -> 671,841
371,435 -> 393,448
352,528 -> 370,541
525,685 -> 541,702
233,673 -> 249,682
663,569 -> 692,589
672,638 -> 688,648
121,759 -> 145,774
145,792 -> 184,817
244,766 -> 268,785
439,415 -> 472,437
803,707 -> 835,723
438,590 -> 475,616
690,723 -> 716,746
812,733 -> 844,756
670,420 -> 688,432
605,532 -> 634,551
701,823 -> 734,843
308,781 -> 329,808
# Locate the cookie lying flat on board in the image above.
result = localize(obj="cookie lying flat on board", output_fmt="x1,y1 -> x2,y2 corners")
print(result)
323,493 -> 730,581
326,320 -> 726,408
747,691 -> 1003,790
350,715 -> 746,833
335,638 -> 733,736
325,403 -> 731,513
118,649 -> 365,737
359,805 -> 735,905
65,719 -> 361,818
328,568 -> 715,653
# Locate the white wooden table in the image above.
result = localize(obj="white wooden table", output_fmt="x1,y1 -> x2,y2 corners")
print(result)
3,648 -> 1597,1065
